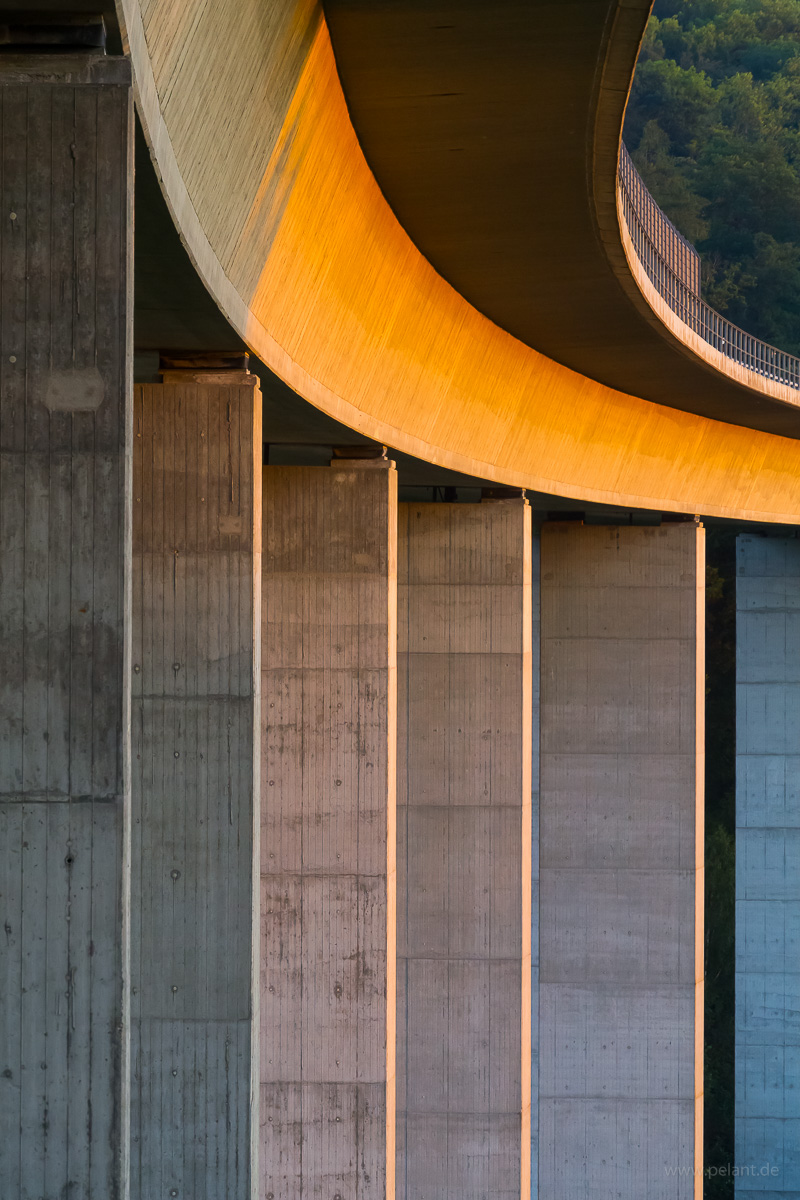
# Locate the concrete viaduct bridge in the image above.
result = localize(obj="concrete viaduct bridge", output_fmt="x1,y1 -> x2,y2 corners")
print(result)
1,1 -> 799,1196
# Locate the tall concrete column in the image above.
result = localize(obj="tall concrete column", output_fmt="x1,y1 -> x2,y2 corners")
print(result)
397,499 -> 533,1200
131,375 -> 262,1197
539,522 -> 704,1198
261,459 -> 397,1197
0,55 -> 132,1197
736,535 -> 800,1197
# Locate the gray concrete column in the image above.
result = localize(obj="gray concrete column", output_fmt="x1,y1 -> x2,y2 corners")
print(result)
0,56 -> 132,1197
130,378 -> 262,1197
539,522 -> 704,1198
397,500 -> 534,1200
736,535 -> 800,1197
261,460 -> 398,1197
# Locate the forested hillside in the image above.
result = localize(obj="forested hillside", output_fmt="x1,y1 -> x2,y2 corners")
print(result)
624,0 -> 800,354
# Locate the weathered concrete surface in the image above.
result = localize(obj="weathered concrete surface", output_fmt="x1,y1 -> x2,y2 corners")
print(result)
539,523 -> 704,1199
261,462 -> 397,1198
0,57 -> 132,1199
397,501 -> 533,1200
131,382 -> 261,1197
736,536 -> 800,1197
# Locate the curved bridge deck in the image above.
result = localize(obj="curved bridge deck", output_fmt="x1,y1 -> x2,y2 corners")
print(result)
116,0 -> 800,522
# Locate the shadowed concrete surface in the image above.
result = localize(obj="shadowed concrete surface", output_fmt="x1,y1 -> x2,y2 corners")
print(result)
0,56 -> 132,1199
736,537 -> 800,1198
130,381 -> 261,1198
397,501 -> 533,1199
539,523 -> 704,1197
260,463 -> 397,1198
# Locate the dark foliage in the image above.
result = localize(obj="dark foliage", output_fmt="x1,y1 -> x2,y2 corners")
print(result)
704,531 -> 736,1198
625,0 -> 800,353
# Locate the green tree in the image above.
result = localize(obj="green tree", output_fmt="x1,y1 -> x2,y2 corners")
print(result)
703,533 -> 737,1200
633,120 -> 709,243
625,0 -> 800,354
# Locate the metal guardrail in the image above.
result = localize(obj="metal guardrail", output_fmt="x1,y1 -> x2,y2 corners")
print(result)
618,142 -> 800,390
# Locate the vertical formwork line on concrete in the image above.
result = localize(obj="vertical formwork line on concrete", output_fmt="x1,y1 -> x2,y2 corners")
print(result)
130,380 -> 262,1199
531,528 -> 541,1200
0,54 -> 133,1199
261,461 -> 397,1198
397,499 -> 533,1200
736,535 -> 800,1198
539,522 -> 705,1199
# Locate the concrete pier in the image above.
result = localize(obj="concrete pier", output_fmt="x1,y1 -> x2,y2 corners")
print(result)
397,500 -> 533,1200
539,522 -> 704,1198
736,535 -> 800,1197
130,379 -> 262,1197
261,461 -> 397,1198
0,57 -> 132,1197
